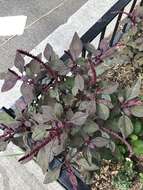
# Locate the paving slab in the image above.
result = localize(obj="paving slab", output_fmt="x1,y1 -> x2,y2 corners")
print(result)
0,0 -> 65,44
0,142 -> 64,190
0,0 -> 87,72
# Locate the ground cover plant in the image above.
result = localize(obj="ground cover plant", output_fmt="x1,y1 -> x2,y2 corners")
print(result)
0,5 -> 143,190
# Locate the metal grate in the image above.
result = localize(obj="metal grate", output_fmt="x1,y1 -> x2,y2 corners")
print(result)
61,0 -> 143,61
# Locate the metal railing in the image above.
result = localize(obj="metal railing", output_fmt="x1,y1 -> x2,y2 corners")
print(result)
61,0 -> 143,61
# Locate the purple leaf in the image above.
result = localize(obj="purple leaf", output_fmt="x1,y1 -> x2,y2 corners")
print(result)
20,83 -> 34,104
99,39 -> 109,52
14,52 -> 25,73
69,32 -> 83,61
42,105 -> 57,121
100,47 -> 116,59
15,97 -> 27,111
44,43 -> 57,61
19,130 -> 62,164
1,70 -> 19,92
69,112 -> 88,126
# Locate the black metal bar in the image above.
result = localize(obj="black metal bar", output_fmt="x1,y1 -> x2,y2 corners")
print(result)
110,8 -> 124,47
98,26 -> 107,49
49,157 -> 90,190
129,0 -> 138,13
60,0 -> 132,61
2,107 -> 16,119
122,0 -> 138,33
141,0 -> 143,6
82,47 -> 86,58
80,0 -> 132,43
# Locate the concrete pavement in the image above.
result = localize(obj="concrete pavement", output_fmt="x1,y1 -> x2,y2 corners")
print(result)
0,0 -> 87,72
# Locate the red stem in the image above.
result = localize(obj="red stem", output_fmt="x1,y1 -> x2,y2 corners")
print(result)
122,98 -> 143,108
17,50 -> 57,79
88,59 -> 97,85
100,126 -> 133,157
8,69 -> 21,79
19,129 -> 62,163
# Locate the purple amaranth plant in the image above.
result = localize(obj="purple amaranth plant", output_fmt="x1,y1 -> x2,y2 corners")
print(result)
0,19 -> 143,187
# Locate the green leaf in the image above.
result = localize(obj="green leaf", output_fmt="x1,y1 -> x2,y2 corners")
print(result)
69,32 -> 83,61
71,126 -> 81,136
77,57 -> 86,65
126,77 -> 141,100
118,115 -> 133,138
97,103 -> 110,120
130,105 -> 143,117
14,52 -> 25,73
72,74 -> 84,96
107,141 -> 116,152
79,158 -> 99,171
54,103 -> 63,118
83,121 -> 99,135
69,134 -> 84,148
132,140 -> 143,155
0,111 -> 15,124
91,137 -> 109,148
32,127 -> 47,141
84,149 -> 92,164
49,88 -> 60,101
100,147 -> 114,160
69,112 -> 88,126
64,77 -> 74,89
134,120 -> 142,135
44,166 -> 61,184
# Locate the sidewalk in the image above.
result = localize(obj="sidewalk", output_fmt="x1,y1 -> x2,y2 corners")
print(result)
0,0 -> 87,72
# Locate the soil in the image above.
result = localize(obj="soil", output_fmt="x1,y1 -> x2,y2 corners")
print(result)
91,160 -> 143,190
91,161 -> 119,190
